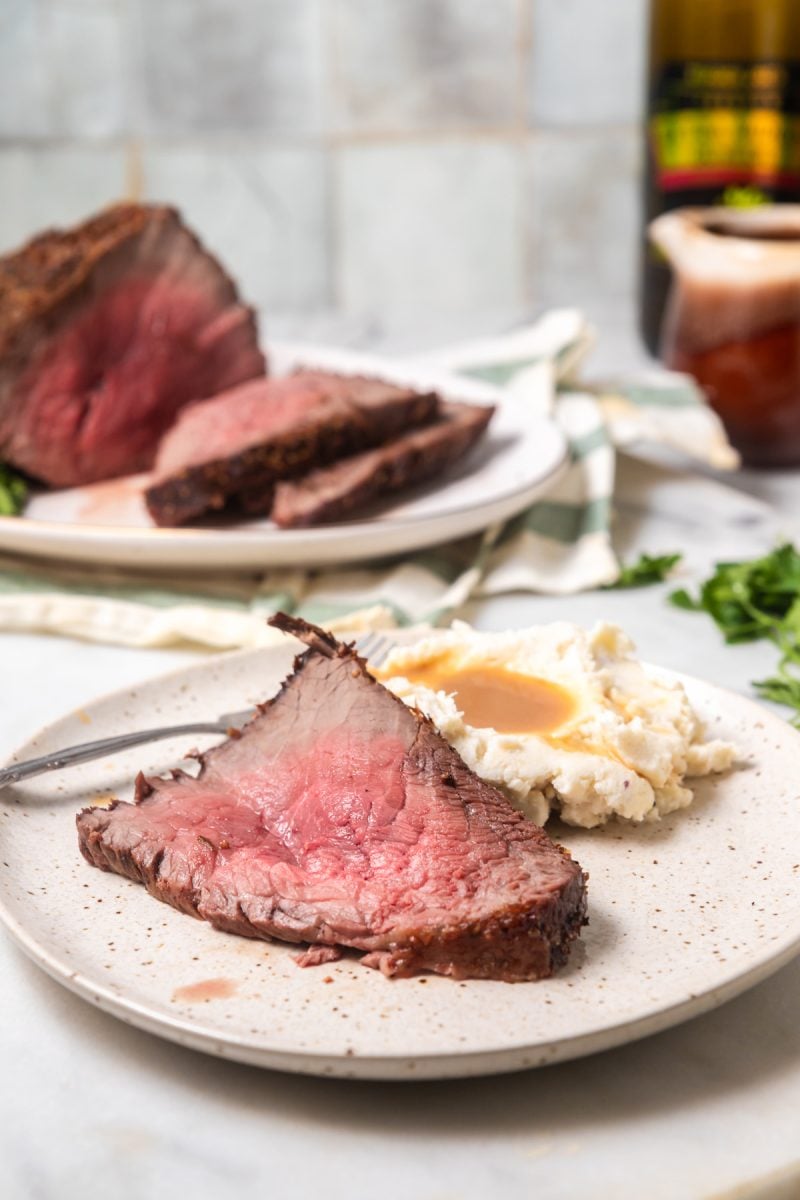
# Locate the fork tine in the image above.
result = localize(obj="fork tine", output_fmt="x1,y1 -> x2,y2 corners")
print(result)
355,632 -> 393,666
355,632 -> 381,659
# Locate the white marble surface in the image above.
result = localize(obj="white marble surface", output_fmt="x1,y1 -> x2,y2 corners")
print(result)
2,457 -> 800,1200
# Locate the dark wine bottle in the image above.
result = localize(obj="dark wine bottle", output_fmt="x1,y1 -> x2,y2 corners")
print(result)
641,0 -> 800,355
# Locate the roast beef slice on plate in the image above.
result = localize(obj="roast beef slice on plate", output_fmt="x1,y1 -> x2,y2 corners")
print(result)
271,400 -> 494,528
144,371 -> 439,527
77,614 -> 588,982
0,203 -> 265,488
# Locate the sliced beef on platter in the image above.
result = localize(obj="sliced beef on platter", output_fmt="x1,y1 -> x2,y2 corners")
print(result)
149,373 -> 337,521
0,204 -> 265,488
77,615 -> 588,982
144,371 -> 439,527
271,399 -> 494,528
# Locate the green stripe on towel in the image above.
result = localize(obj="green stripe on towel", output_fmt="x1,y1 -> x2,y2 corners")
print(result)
505,497 -> 611,545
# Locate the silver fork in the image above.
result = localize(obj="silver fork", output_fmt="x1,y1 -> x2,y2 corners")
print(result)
353,631 -> 392,666
0,632 -> 396,790
0,706 -> 258,790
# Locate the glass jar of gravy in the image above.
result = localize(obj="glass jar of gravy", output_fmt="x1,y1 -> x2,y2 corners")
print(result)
650,205 -> 800,466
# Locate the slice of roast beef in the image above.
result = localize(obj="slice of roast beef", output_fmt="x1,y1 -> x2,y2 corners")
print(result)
145,371 -> 439,527
153,375 -> 331,477
0,204 -> 265,488
271,400 -> 494,528
77,615 -> 588,982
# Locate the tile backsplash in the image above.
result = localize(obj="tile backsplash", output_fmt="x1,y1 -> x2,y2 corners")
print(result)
0,0 -> 646,350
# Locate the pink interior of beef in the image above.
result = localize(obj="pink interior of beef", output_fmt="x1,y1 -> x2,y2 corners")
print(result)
4,276 -> 263,488
100,725 -> 570,936
154,376 -> 330,475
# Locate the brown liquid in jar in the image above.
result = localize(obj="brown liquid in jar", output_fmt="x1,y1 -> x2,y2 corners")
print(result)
671,321 -> 800,466
650,206 -> 800,466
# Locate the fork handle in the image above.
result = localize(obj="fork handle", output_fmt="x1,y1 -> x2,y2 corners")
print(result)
0,722 -> 228,789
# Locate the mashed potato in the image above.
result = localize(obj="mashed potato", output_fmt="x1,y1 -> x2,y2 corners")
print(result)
379,621 -> 736,829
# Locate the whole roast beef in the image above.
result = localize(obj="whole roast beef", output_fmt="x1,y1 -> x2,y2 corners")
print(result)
271,399 -> 494,528
77,615 -> 587,981
145,371 -> 439,527
0,204 -> 265,487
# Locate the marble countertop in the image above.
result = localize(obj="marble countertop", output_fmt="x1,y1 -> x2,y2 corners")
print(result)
2,456 -> 800,1200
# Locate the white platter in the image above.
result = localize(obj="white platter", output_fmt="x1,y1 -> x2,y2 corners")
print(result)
1,636 -> 799,1080
0,344 -> 567,570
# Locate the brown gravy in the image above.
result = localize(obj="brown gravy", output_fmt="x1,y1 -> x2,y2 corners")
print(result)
671,322 -> 800,466
395,658 -> 576,735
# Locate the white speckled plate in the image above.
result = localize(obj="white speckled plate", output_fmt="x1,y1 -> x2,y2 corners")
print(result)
0,343 -> 567,569
0,640 -> 799,1080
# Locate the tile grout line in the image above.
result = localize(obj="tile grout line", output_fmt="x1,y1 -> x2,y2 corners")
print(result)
321,0 -> 345,317
0,123 -> 641,155
520,0 -> 537,311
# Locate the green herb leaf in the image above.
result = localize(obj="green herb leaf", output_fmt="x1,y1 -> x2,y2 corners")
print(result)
0,464 -> 27,516
668,587 -> 698,611
753,673 -> 800,710
607,552 -> 682,589
670,543 -> 800,723
669,544 -> 800,639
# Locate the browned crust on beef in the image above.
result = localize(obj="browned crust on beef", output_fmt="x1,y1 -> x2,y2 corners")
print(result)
144,387 -> 438,526
360,882 -> 587,980
0,203 -> 256,360
79,803 -> 209,920
271,400 -> 494,528
269,613 -> 341,656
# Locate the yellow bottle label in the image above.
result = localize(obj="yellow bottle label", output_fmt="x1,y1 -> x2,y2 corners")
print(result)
650,60 -> 800,194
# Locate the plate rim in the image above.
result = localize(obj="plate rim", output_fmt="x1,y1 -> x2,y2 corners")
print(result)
2,878 -> 799,1080
2,641 -> 799,1079
0,343 -> 568,569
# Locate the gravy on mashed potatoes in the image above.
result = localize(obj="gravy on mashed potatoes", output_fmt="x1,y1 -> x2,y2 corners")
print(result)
376,621 -> 736,829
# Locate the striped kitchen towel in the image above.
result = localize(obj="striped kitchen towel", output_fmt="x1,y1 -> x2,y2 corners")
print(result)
0,309 -> 736,649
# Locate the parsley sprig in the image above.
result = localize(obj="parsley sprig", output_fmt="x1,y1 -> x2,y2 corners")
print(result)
607,552 -> 682,589
0,464 -> 27,516
670,543 -> 800,725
